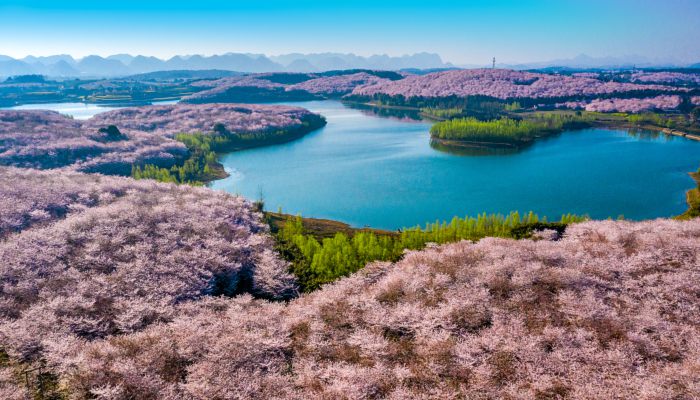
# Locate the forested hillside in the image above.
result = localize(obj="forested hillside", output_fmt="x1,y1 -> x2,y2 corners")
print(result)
1,201 -> 697,398
0,168 -> 297,396
0,104 -> 325,176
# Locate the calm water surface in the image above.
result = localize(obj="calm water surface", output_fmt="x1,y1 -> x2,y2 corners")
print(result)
5,100 -> 178,119
211,100 -> 700,230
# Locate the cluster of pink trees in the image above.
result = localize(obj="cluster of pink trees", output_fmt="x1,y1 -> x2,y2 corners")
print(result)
0,167 -> 296,359
0,110 -> 186,174
559,95 -> 682,113
185,76 -> 286,100
0,104 -> 321,175
630,71 -> 700,85
185,69 -> 695,106
186,71 -> 395,101
2,172 -> 698,400
692,96 -> 700,106
571,72 -> 600,79
584,95 -> 682,112
0,167 -> 153,237
1,69 -> 699,398
288,73 -> 391,95
86,103 -> 319,136
351,69 -> 681,100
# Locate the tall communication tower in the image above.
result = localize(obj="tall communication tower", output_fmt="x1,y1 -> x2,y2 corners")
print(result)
492,57 -> 496,69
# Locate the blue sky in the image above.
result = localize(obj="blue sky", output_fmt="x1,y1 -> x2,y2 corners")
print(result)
1,0 -> 699,64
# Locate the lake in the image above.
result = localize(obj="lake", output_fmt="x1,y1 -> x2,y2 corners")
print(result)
5,100 -> 178,120
211,100 -> 700,230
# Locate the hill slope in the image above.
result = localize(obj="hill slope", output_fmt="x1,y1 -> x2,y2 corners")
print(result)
1,177 -> 698,400
0,168 -> 297,399
350,68 -> 682,99
0,103 -> 323,175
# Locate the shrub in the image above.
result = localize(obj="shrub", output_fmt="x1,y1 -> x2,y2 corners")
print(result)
278,212 -> 586,291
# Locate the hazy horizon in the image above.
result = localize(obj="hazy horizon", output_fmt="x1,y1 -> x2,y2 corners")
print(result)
2,0 -> 699,65
3,52 -> 697,68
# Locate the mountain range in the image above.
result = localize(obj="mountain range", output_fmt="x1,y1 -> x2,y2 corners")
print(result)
2,52 -> 698,79
494,54 -> 700,70
0,52 -> 452,78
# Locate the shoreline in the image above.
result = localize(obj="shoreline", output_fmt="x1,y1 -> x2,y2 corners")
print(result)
429,137 -> 524,149
167,100 -> 699,222
658,127 -> 700,141
201,126 -> 322,183
264,211 -> 396,240
351,100 -> 700,141
173,116 -> 327,185
430,121 -> 700,151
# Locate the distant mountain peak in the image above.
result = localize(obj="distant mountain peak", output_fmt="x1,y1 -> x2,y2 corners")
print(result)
0,52 -> 452,78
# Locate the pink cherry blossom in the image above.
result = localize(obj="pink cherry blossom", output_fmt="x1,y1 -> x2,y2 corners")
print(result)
2,170 -> 698,400
85,103 -> 319,136
0,103 -> 322,174
185,72 -> 394,101
584,95 -> 681,112
288,72 -> 391,95
351,68 -> 683,100
630,71 -> 700,85
0,167 -> 297,364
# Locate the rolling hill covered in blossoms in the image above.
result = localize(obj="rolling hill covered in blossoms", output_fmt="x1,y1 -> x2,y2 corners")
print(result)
349,69 -> 684,99
182,70 -> 404,103
3,68 -> 698,114
0,103 -> 324,175
2,0 -> 700,397
0,168 -> 698,399
175,68 -> 700,115
0,64 -> 698,397
0,62 -> 699,398
345,69 -> 696,112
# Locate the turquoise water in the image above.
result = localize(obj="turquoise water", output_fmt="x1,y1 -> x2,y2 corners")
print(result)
211,100 -> 700,230
5,100 -> 178,120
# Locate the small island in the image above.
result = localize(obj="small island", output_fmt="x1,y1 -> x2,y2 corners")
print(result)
430,116 -> 560,148
344,68 -> 700,150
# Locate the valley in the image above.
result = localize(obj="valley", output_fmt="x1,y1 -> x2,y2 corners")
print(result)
2,64 -> 700,400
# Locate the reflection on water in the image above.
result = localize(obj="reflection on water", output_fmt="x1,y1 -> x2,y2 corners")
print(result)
429,139 -> 521,156
4,100 -> 179,120
625,128 -> 673,141
431,127 -> 679,156
342,102 -> 423,121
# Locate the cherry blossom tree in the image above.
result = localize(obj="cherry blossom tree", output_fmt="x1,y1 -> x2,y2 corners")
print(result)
557,95 -> 685,113
2,177 -> 698,400
630,71 -> 700,85
351,69 -> 683,100
0,167 -> 297,363
0,104 -> 322,175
